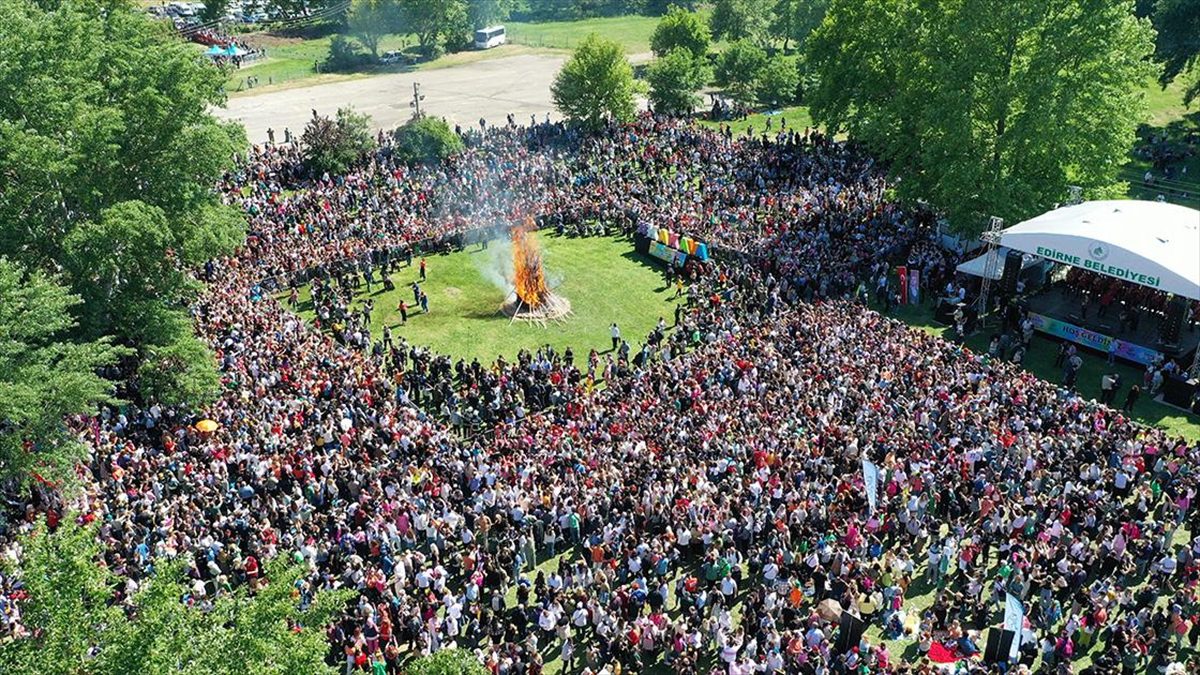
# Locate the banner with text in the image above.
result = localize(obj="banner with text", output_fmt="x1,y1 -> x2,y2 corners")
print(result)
1027,312 -> 1162,366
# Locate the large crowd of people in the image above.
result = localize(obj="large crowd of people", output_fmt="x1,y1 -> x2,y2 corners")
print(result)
1,114 -> 1197,675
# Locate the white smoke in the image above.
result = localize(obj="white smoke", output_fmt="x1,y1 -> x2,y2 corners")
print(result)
474,233 -> 515,293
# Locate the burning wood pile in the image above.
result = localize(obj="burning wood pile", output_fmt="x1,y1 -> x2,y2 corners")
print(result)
501,220 -> 571,325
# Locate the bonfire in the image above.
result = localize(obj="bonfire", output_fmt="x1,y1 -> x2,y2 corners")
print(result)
501,220 -> 572,325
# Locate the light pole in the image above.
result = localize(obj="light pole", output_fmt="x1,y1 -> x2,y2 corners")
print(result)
410,82 -> 425,119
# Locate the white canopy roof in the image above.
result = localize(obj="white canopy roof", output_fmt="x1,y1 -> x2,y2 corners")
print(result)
955,247 -> 1039,280
998,200 -> 1200,300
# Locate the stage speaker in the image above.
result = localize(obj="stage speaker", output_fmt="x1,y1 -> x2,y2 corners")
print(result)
999,250 -> 1023,296
984,628 -> 1016,664
835,612 -> 867,655
1161,296 -> 1187,344
633,234 -> 652,256
1162,375 -> 1198,409
935,299 -> 957,325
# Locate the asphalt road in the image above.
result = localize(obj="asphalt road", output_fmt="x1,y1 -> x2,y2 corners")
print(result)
218,53 -> 567,143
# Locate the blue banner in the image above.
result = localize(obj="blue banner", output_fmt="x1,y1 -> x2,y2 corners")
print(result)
1027,312 -> 1162,366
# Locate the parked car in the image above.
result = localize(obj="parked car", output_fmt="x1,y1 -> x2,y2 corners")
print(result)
380,50 -> 407,65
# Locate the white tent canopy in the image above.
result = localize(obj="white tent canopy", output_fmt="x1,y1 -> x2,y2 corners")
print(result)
998,200 -> 1200,300
955,247 -> 1039,280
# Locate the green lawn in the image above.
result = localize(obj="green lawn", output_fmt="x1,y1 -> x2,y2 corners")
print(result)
288,233 -> 682,363
1122,74 -> 1200,207
506,14 -> 672,54
696,104 -> 816,137
887,301 -> 1200,442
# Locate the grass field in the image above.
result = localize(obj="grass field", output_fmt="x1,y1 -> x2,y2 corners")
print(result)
696,105 -> 816,136
886,301 -> 1200,442
506,13 -> 678,54
288,233 -> 682,363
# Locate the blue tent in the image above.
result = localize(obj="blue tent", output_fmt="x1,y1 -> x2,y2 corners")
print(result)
205,45 -> 224,56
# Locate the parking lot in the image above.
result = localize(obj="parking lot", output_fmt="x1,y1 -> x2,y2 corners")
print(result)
217,52 -> 568,143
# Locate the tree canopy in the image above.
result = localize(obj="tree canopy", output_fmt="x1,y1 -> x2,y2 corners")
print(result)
401,0 -> 471,56
0,260 -> 126,486
0,517 -> 351,675
807,0 -> 1157,232
709,0 -> 773,46
552,34 -> 639,129
1148,0 -> 1200,104
646,48 -> 713,115
302,107 -> 377,176
348,0 -> 394,58
650,4 -> 712,58
393,116 -> 466,163
0,0 -> 244,407
716,39 -> 768,105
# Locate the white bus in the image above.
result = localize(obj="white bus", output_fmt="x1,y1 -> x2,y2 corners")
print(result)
474,26 -> 506,50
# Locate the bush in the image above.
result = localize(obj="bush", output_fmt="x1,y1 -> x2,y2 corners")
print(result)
393,116 -> 465,163
301,107 -> 376,175
323,34 -> 373,72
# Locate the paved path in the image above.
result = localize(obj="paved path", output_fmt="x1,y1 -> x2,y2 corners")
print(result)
218,53 -> 567,143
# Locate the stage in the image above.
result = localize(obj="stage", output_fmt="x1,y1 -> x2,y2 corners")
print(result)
1022,284 -> 1199,366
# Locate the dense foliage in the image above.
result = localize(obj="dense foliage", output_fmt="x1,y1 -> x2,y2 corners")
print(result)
552,34 -> 639,129
0,260 -> 126,486
806,0 -> 1157,232
649,4 -> 711,57
646,47 -> 713,115
0,517 -> 350,675
716,39 -> 767,104
0,0 -> 245,413
393,116 -> 467,163
1148,0 -> 1200,104
301,107 -> 377,175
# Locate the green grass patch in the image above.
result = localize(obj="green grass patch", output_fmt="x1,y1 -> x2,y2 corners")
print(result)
288,233 -> 682,363
696,104 -> 815,137
506,14 -> 668,54
887,301 -> 1200,442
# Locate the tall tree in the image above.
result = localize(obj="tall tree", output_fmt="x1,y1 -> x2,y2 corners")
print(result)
807,0 -> 1156,232
770,0 -> 828,52
650,4 -> 711,58
0,0 -> 245,400
756,54 -> 800,108
709,0 -> 773,46
1,517 -> 351,675
467,0 -> 514,27
646,48 -> 713,115
0,260 -> 126,485
552,34 -> 639,129
1150,0 -> 1200,104
716,39 -> 768,104
400,0 -> 471,56
349,0 -> 396,58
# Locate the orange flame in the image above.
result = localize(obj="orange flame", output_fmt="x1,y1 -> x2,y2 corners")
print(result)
511,219 -> 549,308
